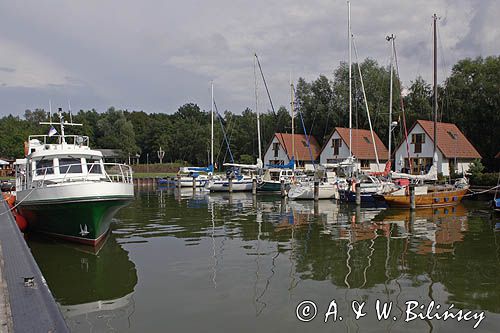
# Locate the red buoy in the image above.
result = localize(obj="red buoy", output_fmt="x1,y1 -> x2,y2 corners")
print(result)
15,214 -> 28,232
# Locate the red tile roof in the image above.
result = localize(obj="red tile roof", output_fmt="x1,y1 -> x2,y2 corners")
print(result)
414,120 -> 481,158
273,133 -> 321,161
326,127 -> 388,160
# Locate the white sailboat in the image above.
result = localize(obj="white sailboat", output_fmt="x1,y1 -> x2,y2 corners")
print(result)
206,82 -> 254,192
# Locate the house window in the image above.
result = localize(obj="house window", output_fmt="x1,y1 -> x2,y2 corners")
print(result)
363,137 -> 371,144
301,140 -> 308,147
360,160 -> 370,169
447,131 -> 457,140
273,142 -> 280,157
412,133 -> 425,154
331,138 -> 342,155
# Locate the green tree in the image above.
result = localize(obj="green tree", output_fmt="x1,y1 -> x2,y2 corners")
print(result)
96,107 -> 139,157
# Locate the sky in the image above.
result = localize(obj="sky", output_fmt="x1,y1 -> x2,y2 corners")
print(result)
0,0 -> 498,117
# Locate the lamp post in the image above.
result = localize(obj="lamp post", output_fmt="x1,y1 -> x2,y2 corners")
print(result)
157,147 -> 165,164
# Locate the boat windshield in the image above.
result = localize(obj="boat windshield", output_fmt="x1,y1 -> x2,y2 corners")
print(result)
35,159 -> 54,175
87,158 -> 102,174
59,158 -> 83,174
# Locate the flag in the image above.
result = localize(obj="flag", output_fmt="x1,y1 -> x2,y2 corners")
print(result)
48,126 -> 58,137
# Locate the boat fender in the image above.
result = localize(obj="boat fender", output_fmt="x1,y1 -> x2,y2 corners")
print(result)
15,213 -> 28,232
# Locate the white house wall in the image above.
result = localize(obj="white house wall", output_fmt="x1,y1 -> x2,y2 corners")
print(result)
263,136 -> 290,165
393,123 -> 478,176
319,132 -> 351,164
320,132 -> 385,173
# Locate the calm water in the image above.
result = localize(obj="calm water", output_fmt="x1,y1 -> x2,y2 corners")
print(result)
27,188 -> 500,332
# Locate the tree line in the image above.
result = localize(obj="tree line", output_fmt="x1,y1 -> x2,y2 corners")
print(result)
0,56 -> 498,171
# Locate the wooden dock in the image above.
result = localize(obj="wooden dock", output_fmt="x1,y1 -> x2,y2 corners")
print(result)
0,200 -> 68,332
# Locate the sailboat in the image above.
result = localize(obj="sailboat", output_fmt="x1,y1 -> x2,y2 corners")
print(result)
258,73 -> 298,192
383,14 -> 470,208
206,83 -> 255,192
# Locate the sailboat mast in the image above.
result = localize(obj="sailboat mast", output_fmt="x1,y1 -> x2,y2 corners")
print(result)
348,1 -> 352,159
290,74 -> 295,167
387,34 -> 395,162
433,14 -> 438,158
254,55 -> 262,162
211,81 -> 214,168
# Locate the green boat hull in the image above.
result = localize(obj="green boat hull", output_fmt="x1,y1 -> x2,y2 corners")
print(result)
18,198 -> 132,246
257,181 -> 291,192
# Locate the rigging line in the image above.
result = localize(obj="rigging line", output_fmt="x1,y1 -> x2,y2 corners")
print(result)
213,100 -> 235,164
294,86 -> 316,169
254,54 -> 276,116
393,38 -> 412,171
352,35 -> 380,170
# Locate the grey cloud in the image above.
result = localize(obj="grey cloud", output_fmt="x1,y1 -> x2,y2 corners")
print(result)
0,0 -> 497,117
0,67 -> 16,73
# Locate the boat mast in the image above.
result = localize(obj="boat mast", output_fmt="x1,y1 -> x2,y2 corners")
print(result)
254,55 -> 262,163
387,34 -> 395,162
211,81 -> 214,169
290,73 -> 295,168
348,1 -> 352,160
432,14 -> 438,160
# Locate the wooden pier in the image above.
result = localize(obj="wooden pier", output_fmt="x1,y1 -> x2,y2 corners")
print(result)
0,200 -> 68,332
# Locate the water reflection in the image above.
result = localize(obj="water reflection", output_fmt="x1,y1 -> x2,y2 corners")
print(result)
28,188 -> 500,332
28,233 -> 138,331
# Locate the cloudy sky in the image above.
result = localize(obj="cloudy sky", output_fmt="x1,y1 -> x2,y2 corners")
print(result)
0,0 -> 498,117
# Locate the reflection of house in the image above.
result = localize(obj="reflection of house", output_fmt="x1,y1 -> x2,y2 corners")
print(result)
0,158 -> 15,177
263,133 -> 320,168
319,127 -> 388,172
393,120 -> 481,176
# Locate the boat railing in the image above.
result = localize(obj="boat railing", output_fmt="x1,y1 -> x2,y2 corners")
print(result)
30,162 -> 133,188
29,135 -> 90,147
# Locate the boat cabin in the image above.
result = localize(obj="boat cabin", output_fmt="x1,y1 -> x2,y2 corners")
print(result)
15,135 -> 108,190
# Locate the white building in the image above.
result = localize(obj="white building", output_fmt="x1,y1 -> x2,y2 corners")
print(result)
263,133 -> 321,167
393,120 -> 481,176
319,127 -> 388,172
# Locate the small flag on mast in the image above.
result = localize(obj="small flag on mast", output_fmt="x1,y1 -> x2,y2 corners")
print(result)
48,126 -> 58,137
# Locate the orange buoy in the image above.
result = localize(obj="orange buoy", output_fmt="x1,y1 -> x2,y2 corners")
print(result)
15,213 -> 28,232
7,194 -> 16,207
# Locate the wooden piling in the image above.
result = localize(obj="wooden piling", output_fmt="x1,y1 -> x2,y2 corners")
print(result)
192,176 -> 196,190
314,181 -> 319,201
252,178 -> 257,195
355,183 -> 361,206
280,179 -> 286,198
409,184 -> 416,210
228,177 -> 233,193
177,174 -> 181,190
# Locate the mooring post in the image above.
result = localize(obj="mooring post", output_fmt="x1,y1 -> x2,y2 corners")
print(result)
192,176 -> 196,190
252,177 -> 257,195
177,174 -> 181,190
410,184 -> 416,210
314,180 -> 319,201
228,176 -> 233,193
355,183 -> 361,206
280,179 -> 286,198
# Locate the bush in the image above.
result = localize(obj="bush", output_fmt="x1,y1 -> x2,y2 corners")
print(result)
469,172 -> 500,186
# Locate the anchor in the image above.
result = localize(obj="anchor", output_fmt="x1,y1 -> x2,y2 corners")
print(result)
79,224 -> 89,236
